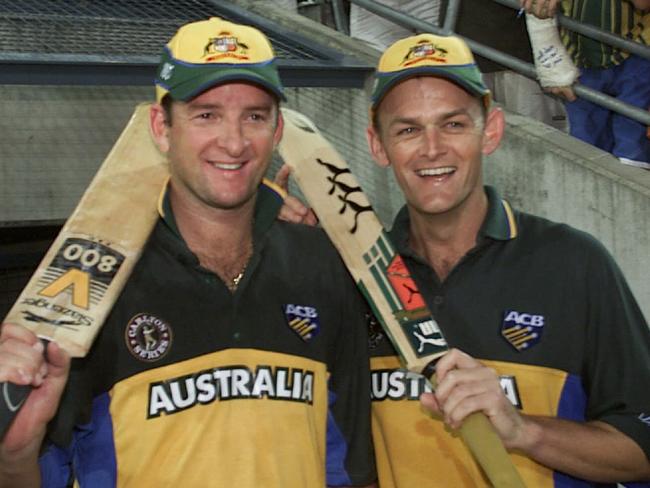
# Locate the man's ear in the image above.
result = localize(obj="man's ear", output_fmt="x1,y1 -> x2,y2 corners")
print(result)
366,124 -> 391,168
481,107 -> 505,156
149,103 -> 170,153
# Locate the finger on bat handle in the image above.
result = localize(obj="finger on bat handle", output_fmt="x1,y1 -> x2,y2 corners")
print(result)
0,337 -> 49,440
0,381 -> 32,439
421,357 -> 440,385
460,413 -> 526,488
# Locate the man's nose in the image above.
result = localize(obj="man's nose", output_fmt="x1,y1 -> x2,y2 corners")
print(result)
421,126 -> 445,159
218,119 -> 248,156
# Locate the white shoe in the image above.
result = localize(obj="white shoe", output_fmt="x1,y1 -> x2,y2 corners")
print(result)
619,157 -> 650,170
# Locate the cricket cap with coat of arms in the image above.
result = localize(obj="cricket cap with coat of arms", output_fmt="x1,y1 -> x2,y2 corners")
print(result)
155,17 -> 286,103
371,32 -> 491,110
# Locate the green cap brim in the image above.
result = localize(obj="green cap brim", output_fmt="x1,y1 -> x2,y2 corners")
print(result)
162,68 -> 286,102
156,48 -> 286,102
372,65 -> 490,109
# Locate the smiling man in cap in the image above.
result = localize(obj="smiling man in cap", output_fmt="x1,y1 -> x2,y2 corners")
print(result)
365,32 -> 650,486
0,17 -> 376,488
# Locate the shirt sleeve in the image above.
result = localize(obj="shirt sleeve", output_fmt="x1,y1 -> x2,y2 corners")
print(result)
582,236 -> 650,459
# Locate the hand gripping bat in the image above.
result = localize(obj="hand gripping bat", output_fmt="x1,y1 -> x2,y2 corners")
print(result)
0,103 -> 168,437
278,108 -> 525,488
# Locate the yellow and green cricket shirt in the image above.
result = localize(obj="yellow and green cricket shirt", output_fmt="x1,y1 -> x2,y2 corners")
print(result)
39,182 -> 376,487
371,186 -> 650,487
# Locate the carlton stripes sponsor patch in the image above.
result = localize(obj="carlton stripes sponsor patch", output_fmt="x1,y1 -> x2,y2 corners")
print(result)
125,313 -> 172,362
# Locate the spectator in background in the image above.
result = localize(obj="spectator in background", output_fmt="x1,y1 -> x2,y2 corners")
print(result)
523,0 -> 650,169
349,0 -> 569,131
452,0 -> 569,131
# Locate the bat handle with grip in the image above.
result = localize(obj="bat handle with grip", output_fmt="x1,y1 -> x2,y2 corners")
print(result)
457,412 -> 527,488
0,382 -> 32,439
422,360 -> 526,488
0,338 -> 49,440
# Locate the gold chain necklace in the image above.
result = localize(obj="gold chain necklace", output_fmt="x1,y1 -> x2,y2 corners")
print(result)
226,244 -> 252,292
230,268 -> 246,291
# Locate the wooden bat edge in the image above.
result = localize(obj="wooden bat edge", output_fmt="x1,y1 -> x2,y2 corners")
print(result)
3,103 -> 166,357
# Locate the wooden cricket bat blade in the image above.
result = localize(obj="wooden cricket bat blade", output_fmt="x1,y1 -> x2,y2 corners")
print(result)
278,107 -> 525,488
0,103 -> 168,438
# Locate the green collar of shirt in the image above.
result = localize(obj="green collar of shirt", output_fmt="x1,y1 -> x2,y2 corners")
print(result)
390,186 -> 518,255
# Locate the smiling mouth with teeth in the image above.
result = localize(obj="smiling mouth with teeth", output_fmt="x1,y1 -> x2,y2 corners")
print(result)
416,167 -> 455,176
211,162 -> 244,170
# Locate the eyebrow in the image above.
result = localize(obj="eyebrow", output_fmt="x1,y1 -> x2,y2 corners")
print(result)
244,104 -> 274,113
439,108 -> 474,120
186,102 -> 274,112
388,108 -> 474,127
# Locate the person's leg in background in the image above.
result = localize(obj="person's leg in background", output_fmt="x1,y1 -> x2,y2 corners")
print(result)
610,55 -> 650,169
564,65 -> 615,154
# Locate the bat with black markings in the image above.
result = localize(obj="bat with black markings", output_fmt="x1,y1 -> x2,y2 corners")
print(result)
278,107 -> 525,488
0,103 -> 168,437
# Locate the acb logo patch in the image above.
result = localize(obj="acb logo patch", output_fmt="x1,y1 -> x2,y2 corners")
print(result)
501,310 -> 545,352
284,304 -> 320,342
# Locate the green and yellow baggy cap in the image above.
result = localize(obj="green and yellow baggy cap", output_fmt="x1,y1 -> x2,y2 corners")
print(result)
155,17 -> 285,103
371,33 -> 491,110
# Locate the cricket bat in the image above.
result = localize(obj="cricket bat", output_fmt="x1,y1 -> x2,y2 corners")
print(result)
0,103 -> 168,437
278,108 -> 525,488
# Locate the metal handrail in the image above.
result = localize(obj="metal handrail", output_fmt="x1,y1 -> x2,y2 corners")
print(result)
442,0 -> 461,33
493,0 -> 650,60
345,0 -> 650,126
330,0 -> 350,34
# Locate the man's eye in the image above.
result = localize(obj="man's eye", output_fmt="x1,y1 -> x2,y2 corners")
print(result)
397,127 -> 416,136
197,112 -> 213,120
249,113 -> 267,122
445,120 -> 466,129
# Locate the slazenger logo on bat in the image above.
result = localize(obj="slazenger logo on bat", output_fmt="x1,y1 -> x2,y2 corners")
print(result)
403,319 -> 447,357
35,237 -> 126,311
18,300 -> 92,330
